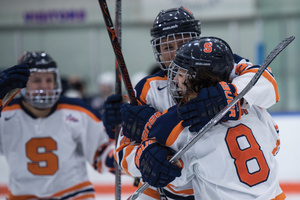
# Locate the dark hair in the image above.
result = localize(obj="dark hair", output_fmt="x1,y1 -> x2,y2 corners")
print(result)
179,68 -> 221,107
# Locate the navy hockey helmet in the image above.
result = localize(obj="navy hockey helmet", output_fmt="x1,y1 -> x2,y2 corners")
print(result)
18,51 -> 62,109
167,37 -> 234,103
150,7 -> 201,72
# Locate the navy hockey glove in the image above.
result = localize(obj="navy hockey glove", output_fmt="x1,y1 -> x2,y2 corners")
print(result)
179,81 -> 241,132
0,64 -> 30,115
120,104 -> 161,143
102,94 -> 123,139
135,139 -> 182,187
0,64 -> 29,99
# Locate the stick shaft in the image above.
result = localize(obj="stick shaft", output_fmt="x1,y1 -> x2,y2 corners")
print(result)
98,0 -> 137,105
114,0 -> 122,199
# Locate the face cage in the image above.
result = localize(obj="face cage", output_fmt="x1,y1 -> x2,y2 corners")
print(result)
167,62 -> 193,104
151,32 -> 200,72
21,68 -> 62,109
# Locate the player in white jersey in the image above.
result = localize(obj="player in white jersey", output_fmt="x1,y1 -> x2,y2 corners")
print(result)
106,7 -> 280,200
123,37 -> 285,200
0,51 -> 115,200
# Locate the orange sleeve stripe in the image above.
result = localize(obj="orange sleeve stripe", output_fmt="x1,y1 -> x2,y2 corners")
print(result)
121,145 -> 136,176
140,83 -> 150,104
140,76 -> 167,104
2,104 -> 21,111
240,68 -> 280,102
235,63 -> 249,75
56,104 -> 100,122
138,182 -> 160,199
166,122 -> 185,147
166,184 -> 194,195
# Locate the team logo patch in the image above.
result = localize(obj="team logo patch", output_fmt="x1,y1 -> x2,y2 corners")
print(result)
66,114 -> 79,122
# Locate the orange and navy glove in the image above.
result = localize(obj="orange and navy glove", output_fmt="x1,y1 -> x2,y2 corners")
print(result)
135,139 -> 182,188
179,81 -> 242,132
120,104 -> 161,143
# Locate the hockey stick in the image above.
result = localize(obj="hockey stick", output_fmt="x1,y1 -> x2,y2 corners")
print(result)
97,0 -> 138,106
114,0 -> 122,199
128,35 -> 295,200
98,1 -> 168,199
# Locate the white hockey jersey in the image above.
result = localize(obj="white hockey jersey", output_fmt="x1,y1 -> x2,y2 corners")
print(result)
0,96 -> 115,200
115,55 -> 281,199
156,105 -> 285,200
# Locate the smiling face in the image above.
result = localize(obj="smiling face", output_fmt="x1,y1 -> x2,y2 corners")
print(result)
26,72 -> 55,95
152,33 -> 199,71
22,68 -> 62,109
159,34 -> 192,68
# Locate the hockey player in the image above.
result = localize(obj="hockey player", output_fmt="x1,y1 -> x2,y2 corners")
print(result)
106,7 -> 280,200
0,51 -> 115,200
131,37 -> 285,199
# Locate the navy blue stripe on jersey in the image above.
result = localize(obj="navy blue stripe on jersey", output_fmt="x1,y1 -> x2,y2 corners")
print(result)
61,188 -> 95,200
134,70 -> 165,102
233,54 -> 249,64
163,189 -> 194,200
57,96 -> 102,120
149,105 -> 182,145
7,97 -> 22,106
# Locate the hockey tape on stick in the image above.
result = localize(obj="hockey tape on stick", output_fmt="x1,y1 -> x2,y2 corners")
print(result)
114,0 -> 122,199
128,35 -> 295,200
97,0 -> 138,106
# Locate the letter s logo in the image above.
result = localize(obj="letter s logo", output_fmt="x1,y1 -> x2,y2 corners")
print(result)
204,42 -> 212,53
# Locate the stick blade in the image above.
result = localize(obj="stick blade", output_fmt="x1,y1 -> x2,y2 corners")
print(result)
262,36 -> 295,68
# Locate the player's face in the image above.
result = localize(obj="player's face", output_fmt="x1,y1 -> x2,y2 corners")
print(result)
173,68 -> 188,96
160,34 -> 193,68
27,72 -> 55,95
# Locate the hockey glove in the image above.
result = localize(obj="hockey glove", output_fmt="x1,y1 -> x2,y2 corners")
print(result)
0,64 -> 30,99
102,94 -> 123,139
135,139 -> 182,188
120,104 -> 161,143
179,81 -> 241,132
0,64 -> 30,114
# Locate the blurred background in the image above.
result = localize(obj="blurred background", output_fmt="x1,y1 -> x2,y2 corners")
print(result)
0,0 -> 299,112
0,0 -> 300,199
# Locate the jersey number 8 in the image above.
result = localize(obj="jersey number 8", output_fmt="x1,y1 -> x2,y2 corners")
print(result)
225,124 -> 270,187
